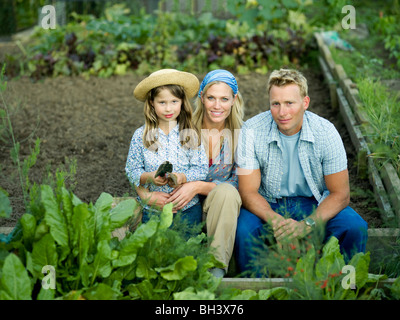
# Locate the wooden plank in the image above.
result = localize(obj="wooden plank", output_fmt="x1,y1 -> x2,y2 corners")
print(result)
336,87 -> 368,178
318,55 -> 338,110
380,163 -> 400,223
0,227 -> 13,235
219,278 -> 291,291
368,228 -> 400,237
368,156 -> 396,221
219,277 -> 396,291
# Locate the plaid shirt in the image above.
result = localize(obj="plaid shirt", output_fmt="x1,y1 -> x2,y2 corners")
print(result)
237,111 -> 347,204
125,124 -> 208,210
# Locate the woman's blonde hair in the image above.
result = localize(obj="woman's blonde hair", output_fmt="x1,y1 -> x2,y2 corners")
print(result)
267,68 -> 308,98
143,84 -> 200,151
193,81 -> 244,159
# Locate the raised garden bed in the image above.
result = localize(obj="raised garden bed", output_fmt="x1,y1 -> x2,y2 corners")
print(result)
315,31 -> 400,227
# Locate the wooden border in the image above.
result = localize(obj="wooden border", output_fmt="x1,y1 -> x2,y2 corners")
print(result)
315,31 -> 398,225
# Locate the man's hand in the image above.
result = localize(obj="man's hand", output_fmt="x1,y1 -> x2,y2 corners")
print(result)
272,217 -> 310,243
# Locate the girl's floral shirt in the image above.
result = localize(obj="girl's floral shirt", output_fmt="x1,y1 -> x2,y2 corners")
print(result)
125,124 -> 208,211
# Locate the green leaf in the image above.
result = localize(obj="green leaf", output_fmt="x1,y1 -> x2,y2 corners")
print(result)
41,185 -> 69,248
31,233 -> 58,279
71,203 -> 92,266
159,203 -> 173,230
93,193 -> 113,242
315,237 -> 345,280
390,276 -> 400,300
83,283 -> 121,300
127,279 -> 154,300
155,256 -> 197,281
348,251 -> 370,289
0,253 -> 32,300
0,188 -> 12,218
109,198 -> 137,230
174,287 -> 216,300
259,287 -> 290,300
135,255 -> 158,279
20,213 -> 36,249
81,240 -> 113,287
113,217 -> 158,268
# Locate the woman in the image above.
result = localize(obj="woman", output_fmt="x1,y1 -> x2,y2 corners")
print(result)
166,69 -> 245,277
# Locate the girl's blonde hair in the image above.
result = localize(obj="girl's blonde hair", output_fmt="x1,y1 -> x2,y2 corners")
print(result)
193,81 -> 244,159
143,84 -> 200,151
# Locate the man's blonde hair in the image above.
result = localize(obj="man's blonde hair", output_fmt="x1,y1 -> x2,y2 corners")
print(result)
267,69 -> 308,98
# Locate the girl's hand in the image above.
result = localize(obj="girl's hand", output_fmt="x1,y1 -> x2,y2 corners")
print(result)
167,182 -> 198,211
147,191 -> 171,208
167,172 -> 186,188
151,171 -> 169,186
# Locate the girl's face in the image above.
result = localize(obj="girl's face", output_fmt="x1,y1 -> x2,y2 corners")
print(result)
201,82 -> 236,128
152,88 -> 182,126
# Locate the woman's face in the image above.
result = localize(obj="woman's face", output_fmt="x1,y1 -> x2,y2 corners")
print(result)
201,82 -> 236,128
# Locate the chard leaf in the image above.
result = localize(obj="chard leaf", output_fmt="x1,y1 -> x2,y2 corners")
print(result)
83,282 -> 121,300
159,203 -> 173,230
348,251 -> 370,289
109,198 -> 137,230
41,185 -> 69,248
390,277 -> 400,300
20,213 -> 36,249
155,256 -> 197,281
71,203 -> 92,266
31,233 -> 58,279
127,279 -> 154,300
0,253 -> 32,300
174,288 -> 216,300
136,255 -> 158,279
315,236 -> 344,280
61,187 -> 74,241
112,217 -> 158,268
81,240 -> 113,287
94,193 -> 114,242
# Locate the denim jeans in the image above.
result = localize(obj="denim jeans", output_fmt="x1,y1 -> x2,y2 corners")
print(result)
142,203 -> 203,239
234,196 -> 368,277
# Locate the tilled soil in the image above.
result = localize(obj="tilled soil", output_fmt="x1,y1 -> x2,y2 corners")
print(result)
0,68 -> 382,227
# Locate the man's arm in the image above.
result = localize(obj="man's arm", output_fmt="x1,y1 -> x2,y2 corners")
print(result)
311,169 -> 350,225
238,168 -> 283,225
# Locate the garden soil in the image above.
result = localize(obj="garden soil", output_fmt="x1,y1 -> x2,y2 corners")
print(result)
0,68 -> 383,227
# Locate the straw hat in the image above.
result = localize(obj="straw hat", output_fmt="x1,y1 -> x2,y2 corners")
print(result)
133,69 -> 200,102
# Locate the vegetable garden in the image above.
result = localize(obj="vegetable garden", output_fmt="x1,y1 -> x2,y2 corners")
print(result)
1,0 -> 400,301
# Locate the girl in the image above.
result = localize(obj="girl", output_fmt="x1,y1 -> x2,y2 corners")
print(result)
125,69 -> 208,235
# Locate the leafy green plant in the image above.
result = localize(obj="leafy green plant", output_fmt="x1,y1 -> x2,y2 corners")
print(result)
0,179 -> 223,299
1,64 -> 41,209
223,237 -> 395,300
357,77 -> 400,176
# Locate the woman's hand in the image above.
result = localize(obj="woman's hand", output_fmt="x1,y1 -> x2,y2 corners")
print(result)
166,181 -> 198,211
147,191 -> 171,208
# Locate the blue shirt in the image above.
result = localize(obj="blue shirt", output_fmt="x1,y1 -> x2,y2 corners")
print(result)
125,124 -> 209,211
237,111 -> 347,204
279,130 -> 313,198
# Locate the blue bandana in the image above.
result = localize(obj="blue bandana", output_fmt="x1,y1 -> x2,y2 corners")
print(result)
198,69 -> 238,97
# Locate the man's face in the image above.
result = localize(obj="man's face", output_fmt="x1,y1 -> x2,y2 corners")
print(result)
269,84 -> 310,136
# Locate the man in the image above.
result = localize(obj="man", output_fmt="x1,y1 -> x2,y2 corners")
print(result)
235,68 -> 368,276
